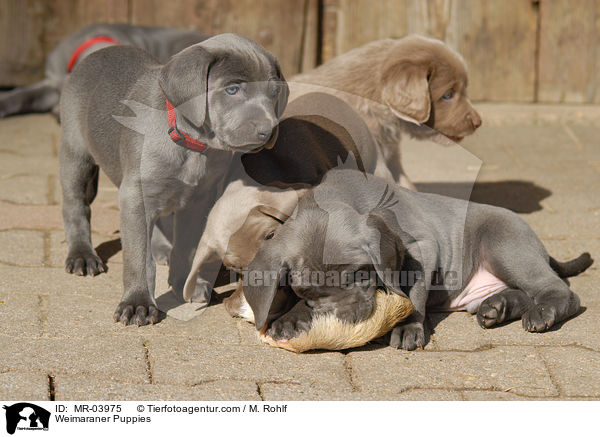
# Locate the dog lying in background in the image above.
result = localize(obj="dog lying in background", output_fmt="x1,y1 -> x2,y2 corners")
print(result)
243,169 -> 592,350
0,23 -> 206,119
182,92 -> 393,304
60,34 -> 287,325
293,35 -> 482,189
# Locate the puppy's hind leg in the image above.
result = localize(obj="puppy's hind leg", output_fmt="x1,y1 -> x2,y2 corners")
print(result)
477,288 -> 533,328
59,137 -> 106,276
482,216 -> 581,332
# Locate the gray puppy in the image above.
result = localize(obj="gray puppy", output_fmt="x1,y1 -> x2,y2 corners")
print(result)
0,23 -> 207,119
59,33 -> 288,325
244,169 -> 592,350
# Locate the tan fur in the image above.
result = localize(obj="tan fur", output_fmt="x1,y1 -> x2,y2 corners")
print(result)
260,290 -> 414,353
183,180 -> 303,301
292,34 -> 482,189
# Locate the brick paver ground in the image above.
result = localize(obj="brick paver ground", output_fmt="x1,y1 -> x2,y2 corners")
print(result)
0,105 -> 598,400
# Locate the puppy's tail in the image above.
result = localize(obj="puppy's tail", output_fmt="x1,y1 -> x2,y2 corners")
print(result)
550,252 -> 593,278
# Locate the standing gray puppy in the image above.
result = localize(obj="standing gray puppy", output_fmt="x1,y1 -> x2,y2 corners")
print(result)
59,34 -> 288,325
244,169 -> 592,350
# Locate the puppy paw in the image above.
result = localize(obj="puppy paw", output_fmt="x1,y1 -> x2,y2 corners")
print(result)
267,313 -> 312,340
187,278 -> 212,304
477,294 -> 508,328
113,291 -> 161,326
65,249 -> 107,276
389,321 -> 425,351
522,304 -> 557,332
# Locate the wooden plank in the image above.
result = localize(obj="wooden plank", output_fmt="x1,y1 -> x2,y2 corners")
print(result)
130,0 -> 308,77
450,0 -> 537,102
0,0 -> 46,86
300,0 -> 319,73
321,0 -> 538,102
538,0 -> 600,103
42,0 -> 129,57
0,0 -> 128,87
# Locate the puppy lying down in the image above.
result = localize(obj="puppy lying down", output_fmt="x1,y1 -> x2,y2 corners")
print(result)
226,284 -> 413,352
242,169 -> 593,351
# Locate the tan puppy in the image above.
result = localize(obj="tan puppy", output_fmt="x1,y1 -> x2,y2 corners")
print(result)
292,34 -> 482,190
183,178 -> 305,303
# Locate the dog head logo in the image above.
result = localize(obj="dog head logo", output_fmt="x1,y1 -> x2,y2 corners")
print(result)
3,403 -> 50,434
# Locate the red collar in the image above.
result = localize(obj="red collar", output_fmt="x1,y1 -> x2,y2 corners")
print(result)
165,100 -> 210,152
67,36 -> 121,72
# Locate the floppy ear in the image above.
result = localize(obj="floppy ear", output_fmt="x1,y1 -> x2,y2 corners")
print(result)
381,62 -> 432,125
159,44 -> 214,127
257,205 -> 290,224
364,209 -> 408,297
275,63 -> 289,119
243,249 -> 289,331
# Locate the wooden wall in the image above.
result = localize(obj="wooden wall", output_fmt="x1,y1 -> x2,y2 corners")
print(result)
0,0 -> 598,103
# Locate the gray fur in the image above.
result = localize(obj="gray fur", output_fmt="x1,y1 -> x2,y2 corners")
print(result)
59,33 -> 287,325
244,169 -> 591,350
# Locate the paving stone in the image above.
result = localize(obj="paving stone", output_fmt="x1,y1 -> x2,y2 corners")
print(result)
127,303 -> 241,345
0,229 -> 45,266
0,114 -> 59,156
149,339 -> 352,391
567,125 -> 600,160
0,294 -> 41,337
0,202 -> 62,231
0,336 -> 147,383
237,319 -> 263,346
567,269 -> 600,306
428,305 -> 600,351
0,372 -> 50,400
260,383 -> 463,401
347,346 -> 557,397
54,375 -> 260,401
0,152 -> 58,176
539,346 -> 600,397
0,264 -> 124,300
462,390 -> 599,400
45,294 -> 130,338
0,175 -> 50,205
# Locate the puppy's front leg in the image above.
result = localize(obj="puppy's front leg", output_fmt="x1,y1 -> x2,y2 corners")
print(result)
113,181 -> 160,326
389,284 -> 428,350
168,195 -> 212,302
267,300 -> 314,340
389,247 -> 435,350
183,240 -> 221,303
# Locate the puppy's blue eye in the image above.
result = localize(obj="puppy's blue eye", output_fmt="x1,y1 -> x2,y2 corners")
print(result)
225,85 -> 240,95
442,90 -> 454,100
265,231 -> 275,240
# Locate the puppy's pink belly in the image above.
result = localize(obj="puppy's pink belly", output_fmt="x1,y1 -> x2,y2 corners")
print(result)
444,268 -> 508,313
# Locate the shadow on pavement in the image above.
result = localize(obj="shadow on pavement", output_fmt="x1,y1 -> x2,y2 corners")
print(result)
416,180 -> 552,213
